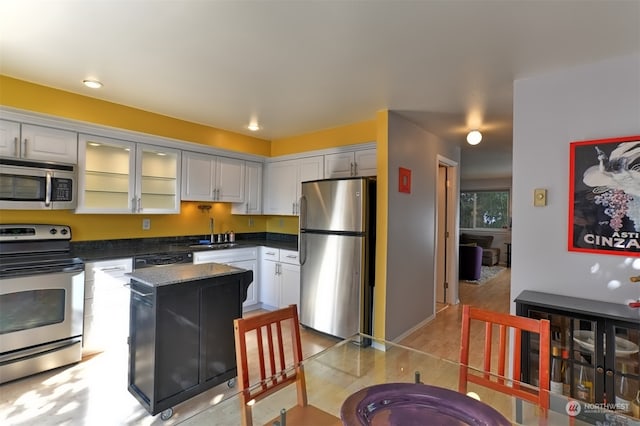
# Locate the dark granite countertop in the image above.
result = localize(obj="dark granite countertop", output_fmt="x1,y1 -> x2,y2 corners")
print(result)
128,262 -> 247,287
72,233 -> 297,262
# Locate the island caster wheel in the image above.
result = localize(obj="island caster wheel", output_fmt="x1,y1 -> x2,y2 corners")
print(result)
227,378 -> 236,388
160,408 -> 174,421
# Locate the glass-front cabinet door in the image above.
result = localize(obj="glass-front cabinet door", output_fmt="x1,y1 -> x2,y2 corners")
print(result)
77,135 -> 180,213
78,135 -> 135,213
610,322 -> 639,416
136,144 -> 180,213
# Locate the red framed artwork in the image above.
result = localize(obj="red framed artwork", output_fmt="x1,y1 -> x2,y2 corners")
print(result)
568,134 -> 640,256
399,167 -> 411,193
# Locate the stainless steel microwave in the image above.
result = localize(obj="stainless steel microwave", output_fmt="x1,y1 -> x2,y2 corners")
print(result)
0,158 -> 76,210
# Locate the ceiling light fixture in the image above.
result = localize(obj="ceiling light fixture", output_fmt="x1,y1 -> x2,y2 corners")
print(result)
247,123 -> 260,132
466,130 -> 482,145
82,79 -> 103,89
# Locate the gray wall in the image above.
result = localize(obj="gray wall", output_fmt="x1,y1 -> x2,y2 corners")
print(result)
512,53 -> 640,310
384,111 -> 460,340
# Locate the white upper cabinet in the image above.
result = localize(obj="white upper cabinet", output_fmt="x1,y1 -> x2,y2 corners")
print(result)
325,148 -> 376,178
0,120 -> 77,163
182,151 -> 245,202
232,160 -> 262,215
263,156 -> 323,215
77,134 -> 180,214
0,120 -> 20,158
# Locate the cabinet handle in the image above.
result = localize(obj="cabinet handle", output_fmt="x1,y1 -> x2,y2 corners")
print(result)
596,366 -> 604,374
350,162 -> 354,176
99,266 -> 127,272
14,137 -> 19,157
605,369 -> 614,377
137,197 -> 142,212
123,283 -> 152,297
22,138 -> 28,158
285,255 -> 297,259
353,162 -> 358,176
131,198 -> 137,213
245,202 -> 249,214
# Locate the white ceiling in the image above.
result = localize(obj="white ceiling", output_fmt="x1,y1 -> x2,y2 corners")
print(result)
1,1 -> 639,179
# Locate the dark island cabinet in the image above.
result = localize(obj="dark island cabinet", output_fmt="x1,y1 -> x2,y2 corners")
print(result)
127,269 -> 252,417
515,290 -> 639,423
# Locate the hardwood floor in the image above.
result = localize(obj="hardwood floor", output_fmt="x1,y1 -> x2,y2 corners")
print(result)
400,267 -> 511,362
0,270 -> 509,425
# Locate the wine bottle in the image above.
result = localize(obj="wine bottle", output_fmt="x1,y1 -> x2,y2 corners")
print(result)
616,364 -> 633,414
576,363 -> 593,403
561,349 -> 571,396
550,346 -> 563,394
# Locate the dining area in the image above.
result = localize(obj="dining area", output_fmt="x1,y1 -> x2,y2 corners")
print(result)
175,304 -> 639,426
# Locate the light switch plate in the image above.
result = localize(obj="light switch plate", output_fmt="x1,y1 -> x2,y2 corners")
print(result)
142,218 -> 151,230
534,189 -> 547,207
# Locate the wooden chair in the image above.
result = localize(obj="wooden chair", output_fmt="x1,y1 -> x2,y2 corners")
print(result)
233,305 -> 340,426
459,304 -> 551,413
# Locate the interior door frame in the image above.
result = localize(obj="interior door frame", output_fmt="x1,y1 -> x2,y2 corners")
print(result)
435,155 -> 459,306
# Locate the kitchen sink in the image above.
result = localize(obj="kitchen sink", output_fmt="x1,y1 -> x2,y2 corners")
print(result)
188,243 -> 238,249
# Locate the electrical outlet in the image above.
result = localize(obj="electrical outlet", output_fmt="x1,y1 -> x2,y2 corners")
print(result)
142,218 -> 151,230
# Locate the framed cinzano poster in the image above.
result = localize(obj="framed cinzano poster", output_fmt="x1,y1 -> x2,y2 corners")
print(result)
569,135 -> 640,256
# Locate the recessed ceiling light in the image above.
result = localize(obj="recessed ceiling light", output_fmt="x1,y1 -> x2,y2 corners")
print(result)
466,130 -> 482,145
247,123 -> 261,132
83,79 -> 103,89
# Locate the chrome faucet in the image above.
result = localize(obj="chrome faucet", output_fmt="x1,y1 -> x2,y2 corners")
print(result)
209,217 -> 214,243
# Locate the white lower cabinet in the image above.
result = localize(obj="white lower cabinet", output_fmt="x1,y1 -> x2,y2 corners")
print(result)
83,258 -> 132,357
193,247 -> 259,310
259,247 -> 300,312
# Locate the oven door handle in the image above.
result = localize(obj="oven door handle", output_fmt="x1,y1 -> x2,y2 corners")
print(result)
123,283 -> 152,297
45,171 -> 52,207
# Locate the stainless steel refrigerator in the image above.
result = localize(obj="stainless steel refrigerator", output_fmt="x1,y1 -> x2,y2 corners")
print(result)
299,177 -> 375,339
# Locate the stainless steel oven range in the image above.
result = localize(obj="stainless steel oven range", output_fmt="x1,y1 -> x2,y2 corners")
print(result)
0,224 -> 85,384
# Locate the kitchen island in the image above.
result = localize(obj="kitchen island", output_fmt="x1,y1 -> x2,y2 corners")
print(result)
126,263 -> 253,419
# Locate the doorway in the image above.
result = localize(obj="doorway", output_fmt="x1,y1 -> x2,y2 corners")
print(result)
435,158 -> 457,306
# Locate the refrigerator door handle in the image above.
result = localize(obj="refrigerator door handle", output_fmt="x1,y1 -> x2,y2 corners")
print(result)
299,195 -> 308,229
300,233 -> 307,265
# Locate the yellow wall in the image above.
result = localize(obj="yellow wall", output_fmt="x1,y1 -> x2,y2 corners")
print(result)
0,76 -> 270,156
0,203 -> 269,241
271,119 -> 376,156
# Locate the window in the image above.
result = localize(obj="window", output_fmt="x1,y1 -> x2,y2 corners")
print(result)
460,190 -> 510,229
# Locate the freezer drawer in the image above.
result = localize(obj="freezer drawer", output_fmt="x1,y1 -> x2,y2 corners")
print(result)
300,232 -> 368,339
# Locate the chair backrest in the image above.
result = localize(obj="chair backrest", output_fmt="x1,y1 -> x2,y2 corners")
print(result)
459,304 -> 551,409
234,305 -> 308,414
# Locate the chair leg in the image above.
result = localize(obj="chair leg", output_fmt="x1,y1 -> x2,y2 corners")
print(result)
273,408 -> 287,426
240,399 -> 253,426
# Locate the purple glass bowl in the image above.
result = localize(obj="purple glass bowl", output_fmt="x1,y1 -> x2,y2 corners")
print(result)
340,383 -> 511,426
